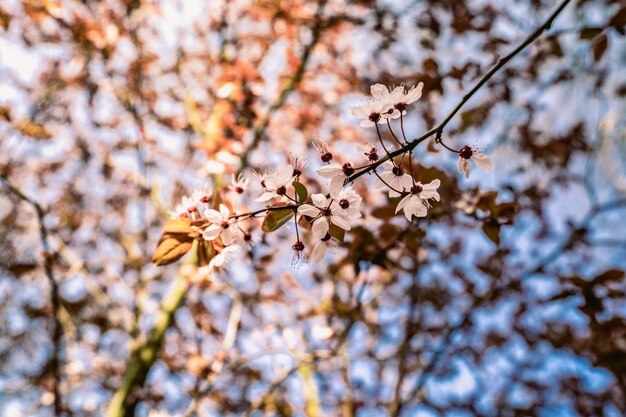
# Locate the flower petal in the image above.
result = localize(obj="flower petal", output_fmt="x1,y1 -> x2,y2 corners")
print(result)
311,193 -> 328,208
310,242 -> 327,263
396,194 -> 411,214
254,191 -> 276,202
350,105 -> 368,118
330,215 -> 351,231
405,82 -> 424,104
458,158 -> 471,179
203,209 -> 223,223
312,218 -> 329,240
298,205 -> 320,217
221,228 -> 234,245
202,224 -> 221,241
316,164 -> 342,178
370,84 -> 389,100
473,153 -> 494,171
423,179 -> 441,190
219,204 -> 230,219
329,176 -> 344,197
276,165 -> 294,185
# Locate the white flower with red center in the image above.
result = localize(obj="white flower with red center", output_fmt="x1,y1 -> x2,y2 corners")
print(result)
316,162 -> 355,196
297,194 -> 351,239
254,165 -> 295,202
310,233 -> 339,263
289,154 -> 309,178
330,186 -> 362,219
171,186 -> 212,219
208,245 -> 240,270
371,83 -> 424,119
457,146 -> 494,179
395,179 -> 441,220
375,161 -> 414,198
202,204 -> 236,245
313,139 -> 333,163
230,174 -> 249,195
349,99 -> 394,128
359,144 -> 380,162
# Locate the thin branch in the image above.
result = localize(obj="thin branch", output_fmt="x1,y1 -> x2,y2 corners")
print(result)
0,174 -> 63,416
236,0 -> 327,175
346,0 -> 572,185
401,196 -> 622,405
225,0 -> 573,223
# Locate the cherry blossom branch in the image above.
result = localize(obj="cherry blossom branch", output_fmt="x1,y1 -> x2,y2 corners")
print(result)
223,0 -> 573,226
346,0 -> 572,185
0,174 -> 63,416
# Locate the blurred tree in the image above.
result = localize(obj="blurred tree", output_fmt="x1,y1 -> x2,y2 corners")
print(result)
0,0 -> 625,416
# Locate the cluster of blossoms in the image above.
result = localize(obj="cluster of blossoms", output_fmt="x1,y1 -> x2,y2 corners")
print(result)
159,82 -> 494,270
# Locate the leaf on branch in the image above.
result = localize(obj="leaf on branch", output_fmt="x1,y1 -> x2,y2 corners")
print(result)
153,217 -> 196,266
292,181 -> 308,202
482,219 -> 501,245
262,206 -> 294,232
197,239 -> 215,267
152,233 -> 194,266
329,223 -> 346,243
163,217 -> 194,234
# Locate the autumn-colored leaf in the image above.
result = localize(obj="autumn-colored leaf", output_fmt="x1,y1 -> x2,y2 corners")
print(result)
163,217 -> 194,235
197,239 -> 215,267
152,233 -> 194,266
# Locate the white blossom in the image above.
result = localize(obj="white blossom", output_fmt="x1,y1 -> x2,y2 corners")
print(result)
297,194 -> 351,240
349,99 -> 394,128
310,234 -> 339,263
458,146 -> 494,179
330,186 -> 362,219
289,154 -> 309,177
375,161 -> 414,197
254,165 -> 295,202
229,174 -> 249,194
316,162 -> 354,196
395,179 -> 441,220
208,245 -> 240,270
202,204 -> 236,245
170,186 -> 212,219
370,83 -> 424,119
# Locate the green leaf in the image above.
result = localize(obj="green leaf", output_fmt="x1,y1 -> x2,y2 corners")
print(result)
262,208 -> 295,232
482,219 -> 501,245
329,223 -> 346,243
292,181 -> 308,202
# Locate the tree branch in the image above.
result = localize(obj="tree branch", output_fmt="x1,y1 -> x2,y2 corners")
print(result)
236,0 -> 327,175
0,174 -> 63,416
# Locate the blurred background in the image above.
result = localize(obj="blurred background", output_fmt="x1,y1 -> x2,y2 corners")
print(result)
1,0 -> 625,416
